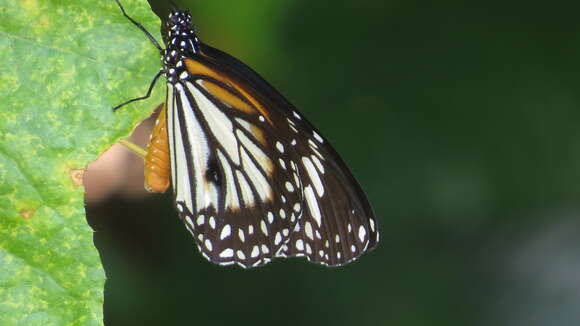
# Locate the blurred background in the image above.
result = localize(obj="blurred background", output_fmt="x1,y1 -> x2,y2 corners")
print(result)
85,0 -> 580,325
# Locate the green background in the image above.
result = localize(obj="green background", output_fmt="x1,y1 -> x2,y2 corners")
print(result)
91,0 -> 580,325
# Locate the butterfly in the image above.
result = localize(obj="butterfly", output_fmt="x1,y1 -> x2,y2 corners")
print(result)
114,1 -> 379,268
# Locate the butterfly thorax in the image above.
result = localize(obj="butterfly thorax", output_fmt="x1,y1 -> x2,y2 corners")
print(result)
162,10 -> 200,84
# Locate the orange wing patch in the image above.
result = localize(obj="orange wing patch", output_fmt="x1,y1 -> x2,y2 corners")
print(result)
197,80 -> 255,115
185,58 -> 274,125
144,103 -> 171,193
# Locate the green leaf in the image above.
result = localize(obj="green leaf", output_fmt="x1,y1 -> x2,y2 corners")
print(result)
0,0 -> 164,324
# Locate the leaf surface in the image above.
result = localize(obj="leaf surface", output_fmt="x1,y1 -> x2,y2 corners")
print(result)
0,0 -> 163,324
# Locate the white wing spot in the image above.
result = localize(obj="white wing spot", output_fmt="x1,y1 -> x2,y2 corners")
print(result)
261,220 -> 268,236
196,215 -> 205,226
261,244 -> 269,254
251,246 -> 260,258
351,245 -> 356,253
291,139 -> 297,146
276,142 -> 285,153
220,224 -> 232,240
237,250 -> 246,260
313,131 -> 324,143
293,111 -> 301,120
296,239 -> 304,251
267,211 -> 274,224
220,248 -> 234,258
238,229 -> 246,242
259,115 -> 265,122
248,225 -> 254,235
279,209 -> 286,219
306,243 -> 312,255
305,222 -> 314,240
335,234 -> 340,243
285,182 -> 295,192
358,226 -> 367,243
274,232 -> 282,245
209,216 -> 216,229
204,239 -> 213,251
319,250 -> 324,257
369,219 -> 376,232
348,223 -> 352,233
283,228 -> 289,237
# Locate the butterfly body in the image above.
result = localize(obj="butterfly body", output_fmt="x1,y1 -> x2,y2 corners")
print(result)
131,5 -> 379,268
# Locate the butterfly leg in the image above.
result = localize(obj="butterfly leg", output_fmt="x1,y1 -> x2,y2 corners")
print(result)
112,70 -> 163,111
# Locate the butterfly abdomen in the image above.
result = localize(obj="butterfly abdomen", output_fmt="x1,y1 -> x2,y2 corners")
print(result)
144,103 -> 171,193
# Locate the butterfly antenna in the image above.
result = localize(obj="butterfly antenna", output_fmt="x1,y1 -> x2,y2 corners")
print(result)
115,0 -> 163,52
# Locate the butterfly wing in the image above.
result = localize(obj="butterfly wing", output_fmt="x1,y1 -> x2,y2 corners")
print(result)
200,44 -> 379,266
166,43 -> 378,268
